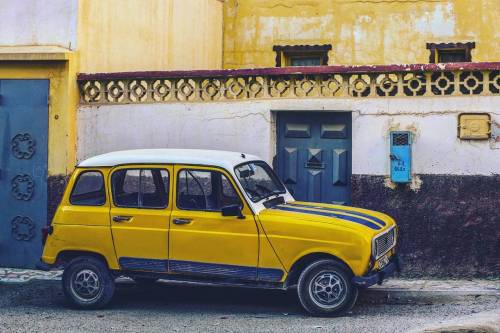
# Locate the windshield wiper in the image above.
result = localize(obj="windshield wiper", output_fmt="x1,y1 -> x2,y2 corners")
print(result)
260,189 -> 284,201
263,195 -> 285,208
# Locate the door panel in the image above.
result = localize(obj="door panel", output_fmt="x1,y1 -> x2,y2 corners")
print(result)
0,80 -> 48,268
109,166 -> 172,272
169,165 -> 259,280
276,112 -> 352,205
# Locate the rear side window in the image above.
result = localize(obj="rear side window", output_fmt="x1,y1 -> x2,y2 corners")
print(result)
112,169 -> 169,209
70,171 -> 106,206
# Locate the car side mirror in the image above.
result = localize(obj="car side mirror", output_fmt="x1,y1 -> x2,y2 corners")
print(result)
221,204 -> 245,219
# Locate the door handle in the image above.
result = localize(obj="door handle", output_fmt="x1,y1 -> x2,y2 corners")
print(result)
113,215 -> 132,223
173,218 -> 192,225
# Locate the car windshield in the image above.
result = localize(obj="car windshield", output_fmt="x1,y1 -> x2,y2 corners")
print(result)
235,161 -> 286,202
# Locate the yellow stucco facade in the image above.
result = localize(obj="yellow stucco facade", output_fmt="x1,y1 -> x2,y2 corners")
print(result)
223,0 -> 500,68
78,0 -> 223,73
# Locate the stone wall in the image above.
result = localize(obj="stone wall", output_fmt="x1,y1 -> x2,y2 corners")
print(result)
353,174 -> 500,277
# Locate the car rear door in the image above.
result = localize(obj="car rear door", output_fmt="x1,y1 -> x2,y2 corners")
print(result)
109,164 -> 173,272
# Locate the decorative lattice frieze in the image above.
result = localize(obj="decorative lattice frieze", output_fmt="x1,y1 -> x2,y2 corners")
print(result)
78,63 -> 500,104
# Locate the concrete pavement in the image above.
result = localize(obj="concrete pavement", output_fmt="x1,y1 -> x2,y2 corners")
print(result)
0,268 -> 498,332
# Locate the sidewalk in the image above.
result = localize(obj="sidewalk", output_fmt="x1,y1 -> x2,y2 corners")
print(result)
2,267 -> 498,295
0,267 -> 62,283
366,278 -> 500,302
1,268 -> 499,332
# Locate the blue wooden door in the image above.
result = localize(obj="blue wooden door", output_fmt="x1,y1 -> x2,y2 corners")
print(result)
276,112 -> 352,205
0,80 -> 49,268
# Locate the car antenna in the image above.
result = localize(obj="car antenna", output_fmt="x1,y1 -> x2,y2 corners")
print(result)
241,153 -> 246,158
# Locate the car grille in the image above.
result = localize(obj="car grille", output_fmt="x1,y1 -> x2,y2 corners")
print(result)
373,227 -> 396,259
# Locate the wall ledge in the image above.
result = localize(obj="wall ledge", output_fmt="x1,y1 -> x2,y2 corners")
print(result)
0,45 -> 72,61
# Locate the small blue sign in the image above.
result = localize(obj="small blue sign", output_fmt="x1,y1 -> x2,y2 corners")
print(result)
390,131 -> 412,183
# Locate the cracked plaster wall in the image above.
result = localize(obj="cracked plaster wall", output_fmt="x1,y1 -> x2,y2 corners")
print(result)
77,96 -> 500,177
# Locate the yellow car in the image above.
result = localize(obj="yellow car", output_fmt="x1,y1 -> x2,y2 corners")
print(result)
40,149 -> 400,316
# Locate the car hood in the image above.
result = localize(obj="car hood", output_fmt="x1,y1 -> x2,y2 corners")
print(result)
259,200 -> 395,234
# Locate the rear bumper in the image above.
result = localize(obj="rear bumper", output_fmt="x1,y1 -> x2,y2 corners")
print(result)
352,254 -> 402,288
35,258 -> 53,271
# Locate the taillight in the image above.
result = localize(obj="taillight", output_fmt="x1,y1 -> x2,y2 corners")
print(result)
41,225 -> 53,245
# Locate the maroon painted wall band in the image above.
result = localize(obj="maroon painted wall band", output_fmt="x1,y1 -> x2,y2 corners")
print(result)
78,62 -> 500,81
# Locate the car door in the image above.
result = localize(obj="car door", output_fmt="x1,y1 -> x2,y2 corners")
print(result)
169,165 -> 259,280
109,165 -> 172,272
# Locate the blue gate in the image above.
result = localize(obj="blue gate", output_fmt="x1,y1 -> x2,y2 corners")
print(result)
276,112 -> 352,204
0,80 -> 49,268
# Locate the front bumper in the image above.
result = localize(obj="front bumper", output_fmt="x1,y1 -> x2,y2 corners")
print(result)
352,254 -> 402,288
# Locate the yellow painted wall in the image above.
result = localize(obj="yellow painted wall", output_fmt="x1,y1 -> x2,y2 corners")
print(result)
0,59 -> 78,176
223,0 -> 500,68
0,0 -> 223,178
78,0 -> 223,73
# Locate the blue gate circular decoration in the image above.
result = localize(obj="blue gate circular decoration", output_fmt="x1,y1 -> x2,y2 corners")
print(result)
11,133 -> 36,159
11,216 -> 36,241
11,174 -> 35,200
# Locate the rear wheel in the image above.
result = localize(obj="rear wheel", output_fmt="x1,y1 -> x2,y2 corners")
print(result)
62,256 -> 115,309
297,259 -> 358,316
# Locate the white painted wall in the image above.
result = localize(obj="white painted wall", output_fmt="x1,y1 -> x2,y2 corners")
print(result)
77,96 -> 500,176
0,0 -> 78,49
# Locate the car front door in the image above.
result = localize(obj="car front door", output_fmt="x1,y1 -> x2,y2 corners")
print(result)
109,165 -> 172,272
169,165 -> 259,280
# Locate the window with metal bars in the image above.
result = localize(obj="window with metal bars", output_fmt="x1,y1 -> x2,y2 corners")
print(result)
392,133 -> 409,146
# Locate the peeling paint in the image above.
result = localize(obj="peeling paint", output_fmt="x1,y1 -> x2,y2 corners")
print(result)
413,3 -> 455,37
409,174 -> 423,191
224,0 -> 499,68
383,176 -> 397,189
383,119 -> 420,140
490,121 -> 500,150
383,174 -> 423,191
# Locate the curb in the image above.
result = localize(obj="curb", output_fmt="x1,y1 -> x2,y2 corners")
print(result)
408,308 -> 500,333
360,287 -> 500,305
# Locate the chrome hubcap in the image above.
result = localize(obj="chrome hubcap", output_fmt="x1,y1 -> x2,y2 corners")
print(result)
70,269 -> 101,302
309,272 -> 346,308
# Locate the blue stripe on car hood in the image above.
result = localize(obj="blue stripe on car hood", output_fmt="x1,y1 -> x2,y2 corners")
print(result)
271,205 -> 382,230
286,203 -> 386,227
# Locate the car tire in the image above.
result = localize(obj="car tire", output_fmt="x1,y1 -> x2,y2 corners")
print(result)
297,259 -> 358,316
62,256 -> 115,309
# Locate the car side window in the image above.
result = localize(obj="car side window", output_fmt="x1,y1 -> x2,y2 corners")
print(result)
112,168 -> 169,208
221,174 -> 242,207
70,171 -> 106,206
177,169 -> 241,211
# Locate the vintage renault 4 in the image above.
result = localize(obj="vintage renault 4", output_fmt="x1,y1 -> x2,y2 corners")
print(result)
40,149 -> 400,316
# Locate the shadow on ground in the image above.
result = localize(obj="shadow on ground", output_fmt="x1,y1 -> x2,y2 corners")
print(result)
2,279 -> 494,316
0,280 -> 307,315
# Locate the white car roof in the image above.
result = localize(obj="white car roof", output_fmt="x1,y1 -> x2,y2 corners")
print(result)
77,149 -> 261,169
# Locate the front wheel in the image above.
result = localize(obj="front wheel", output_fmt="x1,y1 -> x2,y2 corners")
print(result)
62,256 -> 115,309
297,259 -> 358,316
